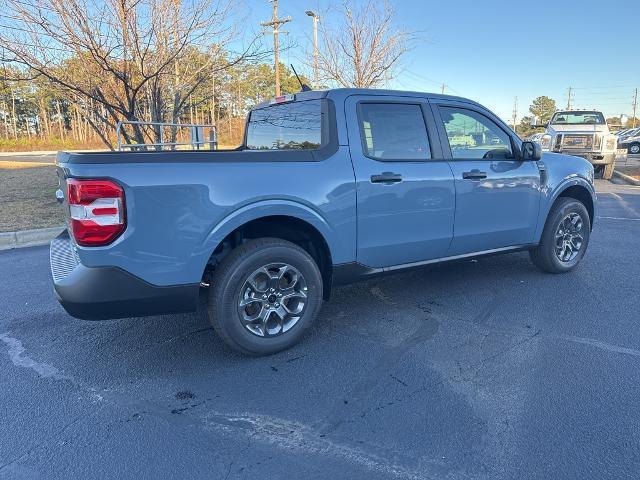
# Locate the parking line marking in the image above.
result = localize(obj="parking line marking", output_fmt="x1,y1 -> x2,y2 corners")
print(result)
605,192 -> 623,200
596,216 -> 640,221
0,333 -> 72,381
560,335 -> 640,358
203,411 -> 428,480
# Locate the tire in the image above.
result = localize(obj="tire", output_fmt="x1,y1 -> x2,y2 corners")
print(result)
628,142 -> 640,155
208,238 -> 323,356
529,197 -> 591,274
603,162 -> 615,180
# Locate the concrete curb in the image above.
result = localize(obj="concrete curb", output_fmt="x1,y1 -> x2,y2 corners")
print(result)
613,170 -> 640,186
0,226 -> 65,251
0,149 -> 108,156
0,150 -> 58,156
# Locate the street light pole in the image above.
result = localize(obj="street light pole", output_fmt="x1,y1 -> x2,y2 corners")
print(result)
306,10 -> 319,89
632,88 -> 638,128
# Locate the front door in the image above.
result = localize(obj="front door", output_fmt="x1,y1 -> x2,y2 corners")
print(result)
432,102 -> 541,256
345,95 -> 455,268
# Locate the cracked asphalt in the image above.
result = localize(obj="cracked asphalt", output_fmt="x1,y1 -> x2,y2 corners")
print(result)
1,179 -> 639,480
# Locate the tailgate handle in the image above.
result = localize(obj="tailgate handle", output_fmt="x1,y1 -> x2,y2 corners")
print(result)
462,170 -> 487,180
371,172 -> 402,184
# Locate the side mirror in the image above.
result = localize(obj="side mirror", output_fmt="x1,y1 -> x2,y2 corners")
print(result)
521,141 -> 542,161
530,116 -> 548,128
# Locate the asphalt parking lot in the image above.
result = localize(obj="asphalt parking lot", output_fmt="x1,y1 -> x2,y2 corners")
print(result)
1,179 -> 639,479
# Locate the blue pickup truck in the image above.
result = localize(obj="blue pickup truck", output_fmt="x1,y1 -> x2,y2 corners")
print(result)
51,88 -> 596,355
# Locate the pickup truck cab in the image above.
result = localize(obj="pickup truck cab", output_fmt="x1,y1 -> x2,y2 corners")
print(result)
51,88 -> 596,355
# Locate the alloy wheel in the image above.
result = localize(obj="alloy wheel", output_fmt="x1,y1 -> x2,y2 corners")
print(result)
554,212 -> 584,262
237,263 -> 308,337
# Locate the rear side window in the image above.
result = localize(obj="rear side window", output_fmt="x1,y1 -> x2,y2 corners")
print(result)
246,100 -> 323,150
358,103 -> 431,161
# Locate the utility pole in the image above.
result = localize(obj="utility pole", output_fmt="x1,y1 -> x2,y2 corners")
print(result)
306,10 -> 319,89
567,86 -> 572,109
261,0 -> 291,97
512,96 -> 518,131
632,88 -> 638,128
441,83 -> 445,94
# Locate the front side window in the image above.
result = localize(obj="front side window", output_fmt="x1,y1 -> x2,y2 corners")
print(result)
246,100 -> 323,150
439,107 -> 513,159
358,103 -> 431,161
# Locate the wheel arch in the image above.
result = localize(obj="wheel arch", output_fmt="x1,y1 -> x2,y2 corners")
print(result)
200,202 -> 335,299
557,184 -> 594,228
535,178 -> 596,243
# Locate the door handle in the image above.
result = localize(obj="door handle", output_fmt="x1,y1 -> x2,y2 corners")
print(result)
371,172 -> 403,184
462,170 -> 487,180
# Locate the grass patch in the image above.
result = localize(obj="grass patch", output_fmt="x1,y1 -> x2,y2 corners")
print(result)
0,137 -> 105,152
0,161 -> 65,232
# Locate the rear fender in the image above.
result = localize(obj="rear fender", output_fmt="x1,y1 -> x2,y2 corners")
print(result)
198,199 -> 337,269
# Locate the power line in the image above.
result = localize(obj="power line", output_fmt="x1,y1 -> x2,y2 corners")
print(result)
402,70 -> 462,95
570,85 -> 638,90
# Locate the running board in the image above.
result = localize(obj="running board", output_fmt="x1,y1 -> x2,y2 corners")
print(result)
332,244 -> 535,286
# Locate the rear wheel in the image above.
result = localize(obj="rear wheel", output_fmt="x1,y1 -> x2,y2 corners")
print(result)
529,197 -> 591,273
629,142 -> 640,155
208,238 -> 323,356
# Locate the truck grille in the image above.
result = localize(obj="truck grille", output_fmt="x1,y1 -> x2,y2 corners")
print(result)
50,232 -> 80,282
562,134 -> 592,150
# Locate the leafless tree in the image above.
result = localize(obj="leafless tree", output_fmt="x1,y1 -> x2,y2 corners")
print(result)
314,1 -> 412,88
0,0 -> 260,148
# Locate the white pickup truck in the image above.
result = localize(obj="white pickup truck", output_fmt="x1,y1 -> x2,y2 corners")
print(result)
535,110 -> 624,179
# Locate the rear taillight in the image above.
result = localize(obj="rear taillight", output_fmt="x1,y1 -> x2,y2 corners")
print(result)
67,179 -> 126,246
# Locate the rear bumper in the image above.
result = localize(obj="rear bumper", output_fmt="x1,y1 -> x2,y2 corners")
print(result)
50,232 -> 200,320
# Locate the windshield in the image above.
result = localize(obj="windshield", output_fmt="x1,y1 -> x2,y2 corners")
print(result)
245,99 -> 323,150
550,111 -> 605,125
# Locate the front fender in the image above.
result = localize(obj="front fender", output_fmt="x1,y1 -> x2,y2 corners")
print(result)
534,175 -> 596,242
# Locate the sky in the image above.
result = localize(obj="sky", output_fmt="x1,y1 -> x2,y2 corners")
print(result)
243,0 -> 639,124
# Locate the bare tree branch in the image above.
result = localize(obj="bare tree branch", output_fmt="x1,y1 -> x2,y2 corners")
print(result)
314,1 -> 413,89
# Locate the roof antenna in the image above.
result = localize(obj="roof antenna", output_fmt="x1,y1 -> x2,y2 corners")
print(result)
291,64 -> 312,92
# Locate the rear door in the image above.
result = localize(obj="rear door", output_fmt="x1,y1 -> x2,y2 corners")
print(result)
345,95 -> 455,268
431,100 -> 541,256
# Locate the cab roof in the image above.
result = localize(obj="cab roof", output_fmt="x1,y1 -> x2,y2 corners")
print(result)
252,87 -> 476,110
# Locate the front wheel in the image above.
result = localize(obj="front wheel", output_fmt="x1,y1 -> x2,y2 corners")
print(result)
529,198 -> 591,273
628,142 -> 640,155
208,238 -> 323,356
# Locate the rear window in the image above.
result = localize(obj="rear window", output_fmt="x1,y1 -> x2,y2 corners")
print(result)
358,103 -> 431,160
246,100 -> 323,150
